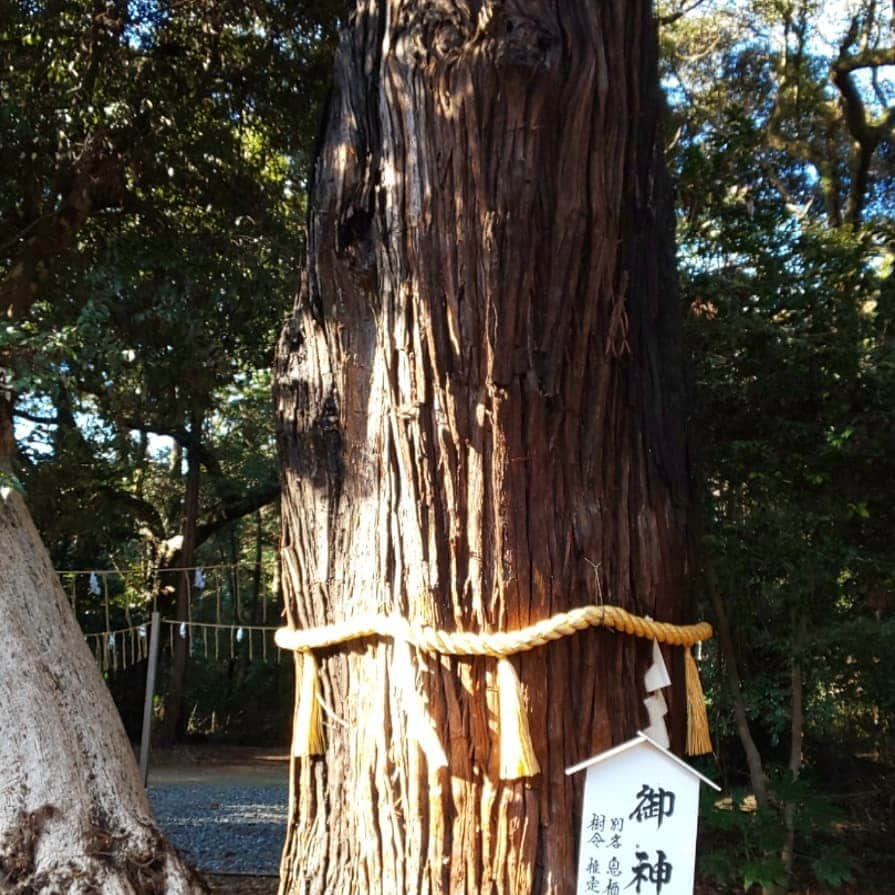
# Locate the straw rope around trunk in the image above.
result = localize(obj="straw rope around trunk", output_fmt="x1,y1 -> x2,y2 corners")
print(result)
276,604 -> 714,777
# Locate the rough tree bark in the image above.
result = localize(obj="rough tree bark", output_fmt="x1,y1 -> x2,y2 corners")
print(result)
275,2 -> 689,893
0,393 -> 205,893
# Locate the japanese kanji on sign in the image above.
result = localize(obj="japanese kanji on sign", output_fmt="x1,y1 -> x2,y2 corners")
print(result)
566,733 -> 720,895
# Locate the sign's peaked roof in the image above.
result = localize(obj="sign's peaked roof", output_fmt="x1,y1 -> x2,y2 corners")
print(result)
564,731 -> 721,791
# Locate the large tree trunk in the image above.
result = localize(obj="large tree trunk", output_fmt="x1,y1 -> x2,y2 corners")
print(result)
0,395 -> 205,893
275,2 -> 689,893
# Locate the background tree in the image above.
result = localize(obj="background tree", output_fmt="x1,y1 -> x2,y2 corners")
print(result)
660,0 -> 894,890
0,2 -> 337,886
275,1 -> 692,893
2,0 -> 340,743
1,369 -> 205,891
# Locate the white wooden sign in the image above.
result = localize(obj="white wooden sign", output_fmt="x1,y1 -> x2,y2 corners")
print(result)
566,733 -> 719,895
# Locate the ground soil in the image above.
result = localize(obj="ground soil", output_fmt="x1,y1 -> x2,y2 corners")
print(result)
146,744 -> 290,786
206,873 -> 279,894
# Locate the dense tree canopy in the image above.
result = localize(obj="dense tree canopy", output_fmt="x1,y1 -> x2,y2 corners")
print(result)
661,0 -> 894,890
1,0 -> 341,742
2,0 -> 340,564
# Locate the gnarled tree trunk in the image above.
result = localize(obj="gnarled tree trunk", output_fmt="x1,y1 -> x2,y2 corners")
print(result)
275,2 -> 689,893
0,394 -> 205,893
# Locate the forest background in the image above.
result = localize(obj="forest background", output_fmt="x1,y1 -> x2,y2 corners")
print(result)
1,0 -> 892,892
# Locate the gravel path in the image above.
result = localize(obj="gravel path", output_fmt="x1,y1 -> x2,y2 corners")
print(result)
149,782 -> 288,874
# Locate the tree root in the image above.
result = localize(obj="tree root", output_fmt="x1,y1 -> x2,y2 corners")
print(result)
0,804 -> 209,895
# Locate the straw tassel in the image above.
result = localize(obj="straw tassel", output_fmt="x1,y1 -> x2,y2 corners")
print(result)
292,652 -> 325,757
497,657 -> 540,779
684,646 -> 713,755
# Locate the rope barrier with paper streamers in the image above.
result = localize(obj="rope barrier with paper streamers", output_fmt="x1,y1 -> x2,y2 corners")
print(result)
61,568 -> 150,673
163,619 -> 284,664
275,604 -> 714,780
58,565 -> 286,672
86,623 -> 151,673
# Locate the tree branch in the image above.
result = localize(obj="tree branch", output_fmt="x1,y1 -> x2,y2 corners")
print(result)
194,480 -> 281,548
834,46 -> 895,73
120,416 -> 223,477
831,50 -> 894,227
832,65 -> 876,146
1,145 -> 126,320
12,407 -> 59,426
658,0 -> 712,26
94,484 -> 167,540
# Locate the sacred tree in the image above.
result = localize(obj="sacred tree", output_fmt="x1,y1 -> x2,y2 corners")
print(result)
274,1 -> 693,892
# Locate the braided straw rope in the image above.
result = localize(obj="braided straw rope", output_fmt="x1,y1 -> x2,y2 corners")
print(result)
280,603 -> 715,771
274,604 -> 712,658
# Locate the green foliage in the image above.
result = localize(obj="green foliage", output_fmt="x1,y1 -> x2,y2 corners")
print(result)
699,791 -> 787,891
663,0 -> 894,742
699,775 -> 855,892
1,0 -> 341,571
662,0 -> 894,889
176,657 -> 293,747
0,2 -> 340,745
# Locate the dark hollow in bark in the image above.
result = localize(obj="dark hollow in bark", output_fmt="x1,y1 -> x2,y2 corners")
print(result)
275,2 -> 689,893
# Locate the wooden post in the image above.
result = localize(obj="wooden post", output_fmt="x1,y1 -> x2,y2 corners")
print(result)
139,611 -> 162,787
